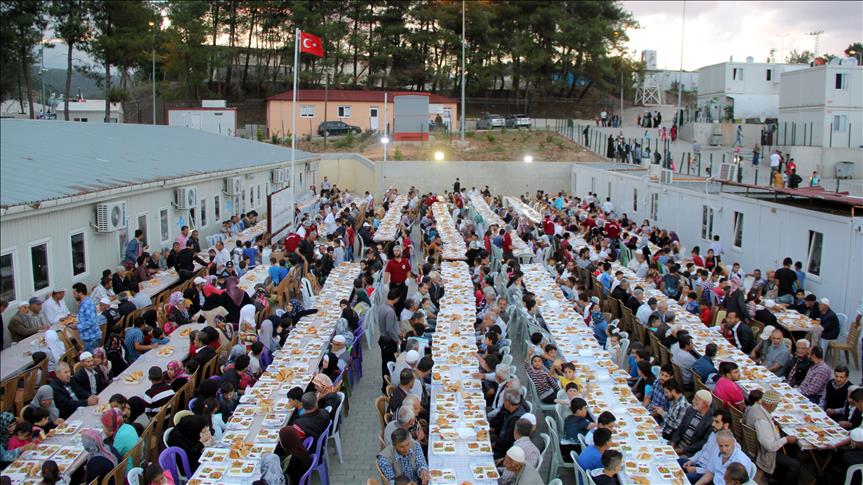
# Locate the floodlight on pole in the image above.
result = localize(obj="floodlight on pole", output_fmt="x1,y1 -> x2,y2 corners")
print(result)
149,20 -> 156,124
381,136 -> 390,163
434,151 -> 445,161
524,155 -> 533,163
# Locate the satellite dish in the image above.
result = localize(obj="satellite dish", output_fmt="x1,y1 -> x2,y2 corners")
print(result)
746,56 -> 754,63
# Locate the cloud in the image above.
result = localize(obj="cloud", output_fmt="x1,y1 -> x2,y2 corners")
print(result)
622,0 -> 863,70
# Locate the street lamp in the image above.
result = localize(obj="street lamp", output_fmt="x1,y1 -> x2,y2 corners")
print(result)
149,20 -> 156,125
523,155 -> 533,163
849,50 -> 862,65
381,136 -> 390,162
434,151 -> 445,161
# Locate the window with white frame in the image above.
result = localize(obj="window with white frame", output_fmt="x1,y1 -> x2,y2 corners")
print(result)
835,73 -> 848,90
633,188 -> 638,212
701,205 -> 714,240
649,193 -> 659,221
590,177 -> 596,194
732,211 -> 744,249
806,230 -> 823,276
189,208 -> 197,229
30,241 -> 50,292
765,69 -> 772,81
200,198 -> 208,227
214,195 -> 221,221
337,106 -> 351,118
833,114 -> 848,132
137,214 -> 148,246
732,68 -> 743,80
159,209 -> 170,243
70,232 -> 86,277
300,105 -> 315,118
257,185 -> 261,207
0,251 -> 16,302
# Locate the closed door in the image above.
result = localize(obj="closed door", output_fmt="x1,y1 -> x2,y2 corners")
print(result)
370,107 -> 379,131
190,113 -> 202,129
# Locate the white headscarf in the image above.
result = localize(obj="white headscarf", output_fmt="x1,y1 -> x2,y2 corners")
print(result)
239,304 -> 257,333
44,330 -> 66,363
258,319 -> 278,351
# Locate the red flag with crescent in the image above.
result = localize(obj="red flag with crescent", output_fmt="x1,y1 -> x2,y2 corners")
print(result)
300,31 -> 324,57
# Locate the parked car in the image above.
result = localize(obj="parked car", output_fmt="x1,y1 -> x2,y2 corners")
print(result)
317,121 -> 362,137
505,114 -> 531,129
476,114 -> 505,130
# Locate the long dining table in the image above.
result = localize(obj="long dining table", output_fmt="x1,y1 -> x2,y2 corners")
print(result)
521,263 -> 688,485
373,194 -> 409,242
431,201 -> 468,261
504,196 -> 542,224
468,194 -> 532,258
185,262 -> 360,485
1,321 -> 207,484
568,234 -> 849,452
426,261 -> 499,484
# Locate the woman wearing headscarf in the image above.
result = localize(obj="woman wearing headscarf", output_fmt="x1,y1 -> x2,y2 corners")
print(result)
101,408 -> 138,459
91,348 -> 112,384
259,453 -> 285,485
319,353 -> 341,382
166,360 -> 190,392
27,385 -> 62,429
310,373 -> 341,415
238,304 -> 257,347
41,330 -> 66,375
723,277 -> 749,322
277,425 -> 313,485
222,278 -> 251,323
226,344 -> 246,367
258,319 -> 279,353
1,411 -> 35,463
167,415 -> 213,471
103,334 -> 128,378
191,380 -> 219,415
166,292 -> 191,334
283,299 -> 317,326
81,428 -> 119,484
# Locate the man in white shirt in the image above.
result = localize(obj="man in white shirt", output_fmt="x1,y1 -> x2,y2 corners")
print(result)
213,240 -> 231,269
636,297 -> 658,326
602,197 -> 614,214
130,288 -> 153,309
90,276 -> 115,304
709,236 -> 723,257
769,150 -> 781,175
43,288 -> 71,324
323,209 -> 337,235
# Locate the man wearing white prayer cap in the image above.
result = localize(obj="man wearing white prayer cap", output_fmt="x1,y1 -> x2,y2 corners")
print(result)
503,445 -> 543,484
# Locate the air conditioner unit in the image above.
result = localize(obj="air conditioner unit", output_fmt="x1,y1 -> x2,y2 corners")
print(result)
224,177 -> 242,196
271,168 -> 286,184
95,201 -> 127,233
660,168 -> 674,184
718,163 -> 740,182
174,186 -> 198,209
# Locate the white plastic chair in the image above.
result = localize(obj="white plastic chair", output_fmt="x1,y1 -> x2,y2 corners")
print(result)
301,277 -> 315,309
387,361 -> 397,383
548,479 -> 563,485
538,432 -> 551,472
845,464 -> 863,485
328,392 -> 346,464
163,428 -> 172,447
127,467 -> 143,485
571,451 -> 597,485
501,354 -> 513,366
544,415 -> 574,482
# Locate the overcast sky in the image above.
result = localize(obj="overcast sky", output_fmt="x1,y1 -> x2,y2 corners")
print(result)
622,0 -> 863,71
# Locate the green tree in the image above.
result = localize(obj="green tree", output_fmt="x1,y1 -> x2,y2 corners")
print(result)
164,0 -> 210,100
844,42 -> 863,61
49,0 -> 90,120
0,0 -> 47,118
786,49 -> 813,64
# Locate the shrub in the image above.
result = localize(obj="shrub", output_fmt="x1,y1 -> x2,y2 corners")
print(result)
394,146 -> 404,160
271,134 -> 280,144
465,131 -> 475,139
256,127 -> 265,142
486,133 -> 496,143
545,134 -> 553,143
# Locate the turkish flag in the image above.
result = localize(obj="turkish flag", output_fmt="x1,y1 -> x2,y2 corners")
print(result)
300,31 -> 324,57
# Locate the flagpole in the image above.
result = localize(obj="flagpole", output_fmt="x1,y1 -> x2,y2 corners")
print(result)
291,27 -> 300,215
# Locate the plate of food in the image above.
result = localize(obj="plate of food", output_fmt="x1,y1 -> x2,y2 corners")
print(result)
157,346 -> 176,356
123,371 -> 145,384
200,448 -> 229,463
21,444 -> 61,460
196,464 -> 228,481
256,428 -> 280,443
52,446 -> 85,461
227,440 -> 254,460
466,440 -> 492,455
227,416 -> 254,430
470,464 -> 500,480
432,440 -> 456,455
248,442 -> 277,459
428,468 -> 456,484
262,413 -> 288,428
178,327 -> 193,337
53,421 -> 82,435
228,459 -> 257,477
4,461 -> 42,477
93,403 -> 111,414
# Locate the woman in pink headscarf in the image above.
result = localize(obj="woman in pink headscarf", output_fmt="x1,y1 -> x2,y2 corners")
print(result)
221,277 -> 251,324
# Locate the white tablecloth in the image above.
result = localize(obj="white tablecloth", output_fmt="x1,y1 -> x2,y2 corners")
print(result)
521,264 -> 687,485
468,195 -> 532,257
504,196 -> 542,224
374,194 -> 409,242
431,202 -> 467,261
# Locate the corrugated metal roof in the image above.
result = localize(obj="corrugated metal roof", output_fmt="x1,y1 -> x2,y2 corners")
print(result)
0,119 -> 314,208
267,89 -> 458,104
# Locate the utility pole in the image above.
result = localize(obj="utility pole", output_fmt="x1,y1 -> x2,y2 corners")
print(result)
807,30 -> 824,58
676,1 -> 686,129
460,0 -> 466,143
149,20 -> 156,124
775,33 -> 790,63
